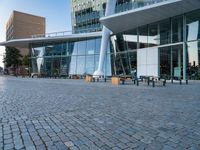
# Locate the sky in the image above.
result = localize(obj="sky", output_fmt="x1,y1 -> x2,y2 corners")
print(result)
0,0 -> 72,68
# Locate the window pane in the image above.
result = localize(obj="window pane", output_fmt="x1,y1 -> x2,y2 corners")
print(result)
148,24 -> 159,47
86,55 -> 95,74
76,56 -> 85,75
186,9 -> 200,41
187,41 -> 200,79
138,26 -> 148,48
124,29 -> 138,50
172,16 -> 183,43
86,39 -> 95,55
160,19 -> 171,45
69,56 -> 77,74
77,41 -> 86,55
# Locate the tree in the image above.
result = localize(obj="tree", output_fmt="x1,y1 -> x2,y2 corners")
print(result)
3,47 -> 22,75
22,55 -> 30,67
22,55 -> 31,76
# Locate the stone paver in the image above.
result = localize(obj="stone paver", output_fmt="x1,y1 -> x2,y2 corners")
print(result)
0,76 -> 200,150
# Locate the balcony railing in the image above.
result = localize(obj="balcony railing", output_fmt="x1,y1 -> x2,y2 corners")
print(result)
115,0 -> 169,13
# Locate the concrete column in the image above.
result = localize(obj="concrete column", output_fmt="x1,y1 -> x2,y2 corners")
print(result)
183,15 -> 187,80
93,0 -> 117,77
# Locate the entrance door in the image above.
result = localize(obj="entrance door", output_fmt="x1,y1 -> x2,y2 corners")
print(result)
159,45 -> 183,79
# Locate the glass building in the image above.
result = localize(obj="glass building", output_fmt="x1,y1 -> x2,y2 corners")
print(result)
30,37 -> 112,77
1,0 -> 200,80
71,0 -> 158,33
102,0 -> 200,80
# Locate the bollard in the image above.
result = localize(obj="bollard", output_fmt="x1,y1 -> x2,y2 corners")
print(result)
137,80 -> 139,86
122,80 -> 125,85
152,80 -> 155,87
179,79 -> 182,85
186,79 -> 188,85
148,79 -> 150,86
163,80 -> 166,86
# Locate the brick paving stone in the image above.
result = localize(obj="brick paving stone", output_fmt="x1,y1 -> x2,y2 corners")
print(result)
0,77 -> 199,150
4,143 -> 14,150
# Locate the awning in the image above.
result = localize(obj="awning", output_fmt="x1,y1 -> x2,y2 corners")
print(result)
100,0 -> 200,33
0,32 -> 102,48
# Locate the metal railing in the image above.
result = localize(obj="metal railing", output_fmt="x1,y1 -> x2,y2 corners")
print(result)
31,31 -> 72,38
115,0 -> 169,13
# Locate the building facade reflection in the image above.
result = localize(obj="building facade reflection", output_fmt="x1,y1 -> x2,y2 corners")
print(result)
30,38 -> 112,77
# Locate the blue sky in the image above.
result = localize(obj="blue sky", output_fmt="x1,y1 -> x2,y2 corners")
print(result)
0,0 -> 71,67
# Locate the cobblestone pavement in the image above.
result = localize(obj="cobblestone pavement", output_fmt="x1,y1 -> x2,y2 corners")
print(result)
0,76 -> 200,150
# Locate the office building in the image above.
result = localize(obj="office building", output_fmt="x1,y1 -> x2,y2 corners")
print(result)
6,10 -> 45,56
1,0 -> 200,80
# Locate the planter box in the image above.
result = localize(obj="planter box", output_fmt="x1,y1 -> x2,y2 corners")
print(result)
112,76 -> 120,85
85,75 -> 93,82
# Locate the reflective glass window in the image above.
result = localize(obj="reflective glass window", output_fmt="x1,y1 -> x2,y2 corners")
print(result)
86,55 -> 95,74
60,57 -> 68,76
112,52 -> 130,75
77,41 -> 86,55
186,9 -> 200,41
95,38 -> 101,54
52,58 -> 60,76
160,19 -> 171,45
52,43 -> 62,56
72,42 -> 78,55
105,54 -> 112,76
148,24 -> 159,47
115,34 -> 127,52
86,39 -> 95,55
138,26 -> 148,48
128,51 -> 137,72
159,46 -> 171,79
95,55 -> 99,70
68,42 -> 74,56
187,41 -> 200,79
76,56 -> 85,75
172,16 -> 183,43
124,29 -> 138,50
62,43 -> 67,55
69,56 -> 77,74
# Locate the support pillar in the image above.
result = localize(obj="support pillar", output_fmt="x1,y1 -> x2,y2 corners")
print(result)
93,0 -> 117,77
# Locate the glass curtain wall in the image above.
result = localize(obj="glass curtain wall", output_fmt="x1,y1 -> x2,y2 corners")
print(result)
159,45 -> 183,79
111,9 -> 200,80
30,37 -> 112,77
186,9 -> 200,79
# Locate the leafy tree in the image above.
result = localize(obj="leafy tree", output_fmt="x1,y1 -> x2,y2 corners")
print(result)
3,47 -> 22,75
22,55 -> 30,67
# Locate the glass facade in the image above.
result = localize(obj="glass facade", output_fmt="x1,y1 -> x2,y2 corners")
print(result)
186,9 -> 200,79
71,0 -> 168,33
30,38 -> 112,77
29,4 -> 200,80
111,9 -> 200,79
71,0 -> 107,33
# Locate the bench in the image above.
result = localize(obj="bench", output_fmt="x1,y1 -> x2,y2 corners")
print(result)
119,75 -> 133,85
137,76 -> 166,87
171,77 -> 188,85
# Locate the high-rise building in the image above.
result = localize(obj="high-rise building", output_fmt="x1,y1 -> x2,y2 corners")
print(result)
71,0 -> 134,33
71,0 -> 107,33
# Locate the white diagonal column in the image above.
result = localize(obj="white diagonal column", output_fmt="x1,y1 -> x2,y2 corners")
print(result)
93,0 -> 117,77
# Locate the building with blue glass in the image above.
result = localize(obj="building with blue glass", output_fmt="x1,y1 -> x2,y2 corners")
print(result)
1,0 -> 200,80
